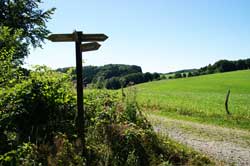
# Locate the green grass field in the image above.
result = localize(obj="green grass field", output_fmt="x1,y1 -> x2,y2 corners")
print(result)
135,70 -> 250,130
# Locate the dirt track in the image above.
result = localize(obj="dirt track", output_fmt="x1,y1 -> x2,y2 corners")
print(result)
149,115 -> 250,166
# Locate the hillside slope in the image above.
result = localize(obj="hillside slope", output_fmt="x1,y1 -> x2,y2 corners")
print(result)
136,70 -> 250,129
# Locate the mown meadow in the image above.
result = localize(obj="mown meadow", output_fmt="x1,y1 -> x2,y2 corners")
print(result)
135,70 -> 250,130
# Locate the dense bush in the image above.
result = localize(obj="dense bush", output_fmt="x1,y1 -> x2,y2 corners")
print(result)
121,73 -> 145,87
83,89 -> 172,166
0,27 -> 26,87
105,77 -> 122,89
174,73 -> 182,79
0,143 -> 40,165
0,135 -> 84,166
0,66 -> 76,147
83,89 -> 213,166
152,72 -> 160,80
187,72 -> 193,77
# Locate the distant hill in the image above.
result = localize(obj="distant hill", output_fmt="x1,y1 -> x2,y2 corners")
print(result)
166,69 -> 198,75
57,58 -> 250,88
57,64 -> 161,89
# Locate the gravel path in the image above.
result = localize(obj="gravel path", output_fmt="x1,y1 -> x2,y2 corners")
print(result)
148,115 -> 250,166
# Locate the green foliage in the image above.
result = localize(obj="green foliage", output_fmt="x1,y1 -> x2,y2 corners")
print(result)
58,64 -> 143,86
0,48 -> 19,87
93,64 -> 142,81
105,77 -> 122,89
83,89 -> 213,166
121,73 -> 145,87
0,26 -> 27,80
152,72 -> 160,80
58,64 -> 163,89
84,90 -> 156,165
0,0 -> 55,64
0,135 -> 85,166
188,72 -> 193,77
94,76 -> 106,89
144,72 -> 153,82
0,142 -> 40,166
47,134 -> 84,166
0,26 -> 26,65
167,58 -> 250,80
123,88 -> 139,123
174,73 -> 182,79
157,135 -> 212,166
195,58 -> 250,76
0,66 -> 76,146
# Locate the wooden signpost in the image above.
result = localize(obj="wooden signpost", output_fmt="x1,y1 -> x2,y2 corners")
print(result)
48,31 -> 108,156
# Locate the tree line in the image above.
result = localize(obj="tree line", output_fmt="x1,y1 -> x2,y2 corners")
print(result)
197,59 -> 250,75
169,58 -> 250,79
57,64 -> 161,89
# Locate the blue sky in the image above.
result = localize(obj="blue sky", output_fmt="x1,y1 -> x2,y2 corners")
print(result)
25,0 -> 250,73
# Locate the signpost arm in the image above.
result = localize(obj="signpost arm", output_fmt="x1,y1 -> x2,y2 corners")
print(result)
75,31 -> 85,156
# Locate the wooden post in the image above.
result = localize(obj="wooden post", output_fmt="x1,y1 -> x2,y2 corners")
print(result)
225,89 -> 231,115
74,31 -> 85,155
48,31 -> 108,158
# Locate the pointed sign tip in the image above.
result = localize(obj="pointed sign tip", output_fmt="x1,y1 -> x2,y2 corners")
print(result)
47,34 -> 53,41
95,42 -> 101,48
104,34 -> 108,40
81,42 -> 102,52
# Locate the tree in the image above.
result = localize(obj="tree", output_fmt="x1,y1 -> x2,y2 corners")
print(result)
152,73 -> 160,80
236,59 -> 247,70
161,75 -> 167,80
105,77 -> 121,89
214,60 -> 236,72
94,76 -> 105,89
0,0 -> 55,64
144,72 -> 153,82
122,73 -> 145,87
0,26 -> 24,87
192,71 -> 200,76
206,64 -> 214,74
174,73 -> 182,79
246,59 -> 250,69
187,72 -> 193,77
